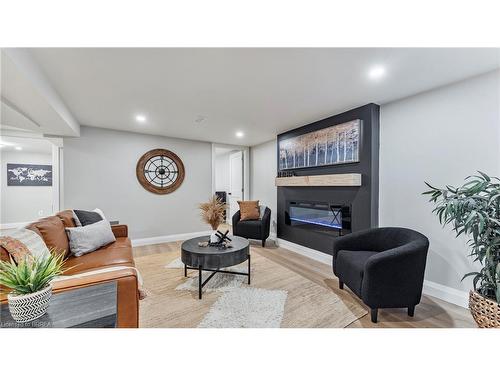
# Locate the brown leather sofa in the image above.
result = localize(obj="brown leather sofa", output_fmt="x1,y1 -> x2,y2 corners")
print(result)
0,210 -> 139,328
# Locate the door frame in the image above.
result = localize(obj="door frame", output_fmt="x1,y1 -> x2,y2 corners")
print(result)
0,133 -> 63,229
211,143 -> 250,202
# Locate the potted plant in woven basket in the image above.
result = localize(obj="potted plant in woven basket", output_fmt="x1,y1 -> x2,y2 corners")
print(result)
0,253 -> 66,323
424,172 -> 500,328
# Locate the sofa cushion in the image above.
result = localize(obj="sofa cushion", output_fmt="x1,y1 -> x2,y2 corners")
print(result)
26,216 -> 69,258
336,250 -> 377,296
56,210 -> 77,228
73,209 -> 104,226
236,219 -> 261,238
63,237 -> 134,275
66,220 -> 116,257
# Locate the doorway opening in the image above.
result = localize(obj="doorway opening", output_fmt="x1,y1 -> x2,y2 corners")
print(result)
0,135 -> 61,229
212,144 -> 249,224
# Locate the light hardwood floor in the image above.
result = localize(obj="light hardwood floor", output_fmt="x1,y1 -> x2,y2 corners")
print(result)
133,240 -> 476,328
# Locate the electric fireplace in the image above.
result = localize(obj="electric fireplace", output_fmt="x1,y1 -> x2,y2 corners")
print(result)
285,200 -> 351,236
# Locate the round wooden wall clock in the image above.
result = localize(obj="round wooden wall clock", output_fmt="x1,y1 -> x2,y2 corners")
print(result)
136,149 -> 185,194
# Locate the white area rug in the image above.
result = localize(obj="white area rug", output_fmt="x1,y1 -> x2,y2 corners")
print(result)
168,257 -> 247,292
198,287 -> 288,328
176,270 -> 247,292
165,257 -> 185,269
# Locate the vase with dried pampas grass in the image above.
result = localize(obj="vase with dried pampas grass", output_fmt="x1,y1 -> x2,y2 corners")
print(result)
198,195 -> 227,230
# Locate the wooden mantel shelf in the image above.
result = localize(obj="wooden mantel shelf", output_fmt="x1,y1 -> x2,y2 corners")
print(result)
275,173 -> 361,187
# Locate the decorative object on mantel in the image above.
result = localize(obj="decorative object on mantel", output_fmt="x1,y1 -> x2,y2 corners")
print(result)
424,171 -> 500,327
198,195 -> 227,230
136,148 -> 185,194
275,173 -> 361,187
278,119 -> 360,170
0,253 -> 67,323
277,170 -> 295,178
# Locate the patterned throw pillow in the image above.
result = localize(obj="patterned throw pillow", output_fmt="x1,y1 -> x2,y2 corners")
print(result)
237,200 -> 260,221
2,228 -> 51,260
0,236 -> 33,264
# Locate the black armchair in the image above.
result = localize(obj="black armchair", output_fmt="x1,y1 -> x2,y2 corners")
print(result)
232,206 -> 271,247
332,227 -> 429,323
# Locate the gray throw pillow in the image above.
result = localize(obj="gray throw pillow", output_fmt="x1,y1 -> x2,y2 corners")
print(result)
66,219 -> 116,257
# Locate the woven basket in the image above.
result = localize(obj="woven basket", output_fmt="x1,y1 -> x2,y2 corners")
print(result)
7,285 -> 52,323
469,290 -> 500,328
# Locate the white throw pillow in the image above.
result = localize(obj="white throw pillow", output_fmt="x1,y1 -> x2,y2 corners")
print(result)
66,219 -> 116,257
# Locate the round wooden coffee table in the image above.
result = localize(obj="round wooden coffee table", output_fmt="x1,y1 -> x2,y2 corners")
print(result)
181,235 -> 250,299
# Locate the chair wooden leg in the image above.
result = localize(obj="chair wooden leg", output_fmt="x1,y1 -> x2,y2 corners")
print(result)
339,280 -> 344,289
371,308 -> 378,323
408,305 -> 415,317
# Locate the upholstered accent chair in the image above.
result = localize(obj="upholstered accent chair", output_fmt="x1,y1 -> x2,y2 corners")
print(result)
332,227 -> 429,323
232,206 -> 271,247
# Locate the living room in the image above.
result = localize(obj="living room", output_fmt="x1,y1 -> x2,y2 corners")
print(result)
1,1 -> 500,374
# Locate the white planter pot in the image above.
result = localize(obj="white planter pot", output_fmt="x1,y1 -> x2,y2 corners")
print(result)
8,285 -> 52,323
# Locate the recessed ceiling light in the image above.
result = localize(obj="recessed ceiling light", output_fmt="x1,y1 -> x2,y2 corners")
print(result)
368,66 -> 386,80
15,146 -> 22,151
135,114 -> 147,123
235,131 -> 244,138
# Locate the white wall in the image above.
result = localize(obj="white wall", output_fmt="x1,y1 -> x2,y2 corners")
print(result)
63,126 -> 213,239
250,140 -> 277,234
1,150 -> 53,223
214,153 -> 230,192
380,70 -> 500,294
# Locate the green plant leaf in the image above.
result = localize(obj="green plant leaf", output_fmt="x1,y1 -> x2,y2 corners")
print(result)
0,253 -> 66,295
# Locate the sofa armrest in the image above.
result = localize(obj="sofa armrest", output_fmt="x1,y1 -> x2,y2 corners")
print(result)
232,210 -> 241,233
111,224 -> 128,238
361,243 -> 428,308
52,268 -> 139,327
1,268 -> 140,328
261,207 -> 271,238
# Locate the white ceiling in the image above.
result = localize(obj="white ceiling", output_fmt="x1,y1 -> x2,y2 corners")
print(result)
30,48 -> 500,146
1,49 -> 80,137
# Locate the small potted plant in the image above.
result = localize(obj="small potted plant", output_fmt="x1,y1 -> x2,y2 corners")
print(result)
0,253 -> 66,323
424,172 -> 500,327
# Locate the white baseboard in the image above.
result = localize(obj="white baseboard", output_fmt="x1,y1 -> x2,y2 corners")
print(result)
131,230 -> 212,247
276,237 -> 469,308
276,238 -> 333,265
423,280 -> 469,308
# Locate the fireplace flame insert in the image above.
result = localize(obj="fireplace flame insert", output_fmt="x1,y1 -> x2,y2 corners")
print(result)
285,201 -> 351,236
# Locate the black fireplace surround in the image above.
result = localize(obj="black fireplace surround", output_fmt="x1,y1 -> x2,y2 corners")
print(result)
285,200 -> 351,236
277,103 -> 380,255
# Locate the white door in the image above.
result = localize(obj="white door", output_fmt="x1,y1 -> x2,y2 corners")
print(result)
228,151 -> 243,221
